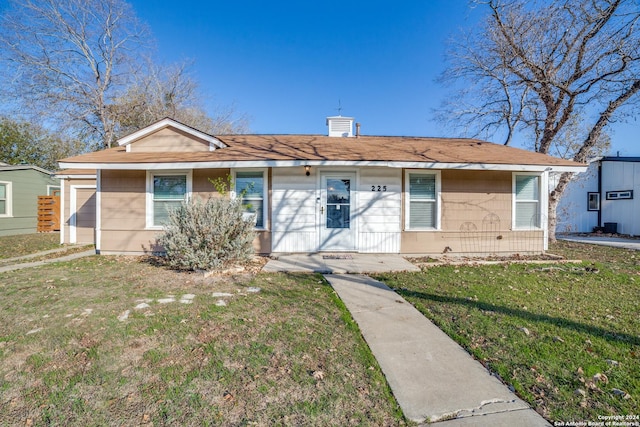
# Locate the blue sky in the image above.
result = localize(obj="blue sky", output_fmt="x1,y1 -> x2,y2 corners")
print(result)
129,0 -> 638,155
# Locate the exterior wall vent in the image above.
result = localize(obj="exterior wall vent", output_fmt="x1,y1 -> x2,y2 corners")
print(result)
326,116 -> 354,137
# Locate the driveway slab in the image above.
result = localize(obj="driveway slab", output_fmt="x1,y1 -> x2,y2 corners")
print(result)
557,235 -> 640,251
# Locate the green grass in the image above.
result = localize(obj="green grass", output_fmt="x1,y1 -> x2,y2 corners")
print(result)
373,241 -> 640,422
0,256 -> 406,426
0,233 -> 61,259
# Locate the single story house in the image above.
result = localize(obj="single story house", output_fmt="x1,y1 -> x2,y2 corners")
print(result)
556,156 -> 640,236
58,117 -> 585,255
0,163 -> 60,236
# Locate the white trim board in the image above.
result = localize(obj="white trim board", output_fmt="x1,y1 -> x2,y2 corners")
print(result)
0,180 -> 12,218
59,160 -> 587,173
145,170 -> 193,230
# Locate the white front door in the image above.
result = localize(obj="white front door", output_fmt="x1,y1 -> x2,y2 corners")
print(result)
319,173 -> 356,251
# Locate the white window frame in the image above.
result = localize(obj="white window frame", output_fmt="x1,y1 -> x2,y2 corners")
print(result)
404,170 -> 441,231
146,170 -> 192,229
47,185 -> 61,196
232,168 -> 268,231
0,181 -> 12,218
512,173 -> 542,230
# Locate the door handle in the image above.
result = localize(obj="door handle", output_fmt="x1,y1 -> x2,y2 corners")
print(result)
320,206 -> 324,214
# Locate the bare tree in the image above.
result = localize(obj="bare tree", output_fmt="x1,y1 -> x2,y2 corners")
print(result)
0,0 -> 150,148
439,0 -> 640,239
111,61 -> 251,137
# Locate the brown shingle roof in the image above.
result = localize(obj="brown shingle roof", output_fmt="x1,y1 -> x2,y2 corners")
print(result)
59,134 -> 583,168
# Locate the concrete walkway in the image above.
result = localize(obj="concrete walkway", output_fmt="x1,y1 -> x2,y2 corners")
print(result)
325,274 -> 550,426
0,249 -> 96,273
262,253 -> 420,273
558,235 -> 640,251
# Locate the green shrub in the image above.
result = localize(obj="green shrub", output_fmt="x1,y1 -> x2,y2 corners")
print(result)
158,196 -> 256,271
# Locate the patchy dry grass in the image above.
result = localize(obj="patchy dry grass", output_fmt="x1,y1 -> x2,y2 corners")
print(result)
0,233 -> 61,259
0,256 -> 405,426
374,241 -> 640,422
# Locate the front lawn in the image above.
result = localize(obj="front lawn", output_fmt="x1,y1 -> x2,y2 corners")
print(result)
0,256 -> 405,426
0,233 -> 61,259
374,241 -> 640,422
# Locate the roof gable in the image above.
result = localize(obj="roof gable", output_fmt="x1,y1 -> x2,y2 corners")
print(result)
117,118 -> 226,152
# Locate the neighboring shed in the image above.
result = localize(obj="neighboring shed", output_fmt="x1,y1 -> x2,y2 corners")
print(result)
557,156 -> 640,236
0,164 -> 60,236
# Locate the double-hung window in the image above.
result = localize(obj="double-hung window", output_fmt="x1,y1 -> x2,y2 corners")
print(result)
235,170 -> 266,229
514,174 -> 541,228
147,172 -> 191,228
0,182 -> 11,217
406,172 -> 439,229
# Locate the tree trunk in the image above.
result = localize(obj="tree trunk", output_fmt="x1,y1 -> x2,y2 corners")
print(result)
548,172 -> 573,242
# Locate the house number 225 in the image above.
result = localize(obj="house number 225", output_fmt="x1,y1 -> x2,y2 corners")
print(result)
371,185 -> 387,192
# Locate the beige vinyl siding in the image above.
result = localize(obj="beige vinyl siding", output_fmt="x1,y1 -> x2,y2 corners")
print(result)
99,168 -> 271,254
401,170 -> 544,254
74,188 -> 96,244
128,127 -> 212,152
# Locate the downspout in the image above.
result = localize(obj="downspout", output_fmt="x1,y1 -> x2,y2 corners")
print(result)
597,160 -> 602,228
95,170 -> 101,254
60,178 -> 65,245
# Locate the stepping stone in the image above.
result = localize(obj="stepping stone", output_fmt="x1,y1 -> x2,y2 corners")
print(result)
118,310 -> 130,321
180,294 -> 196,304
212,292 -> 233,298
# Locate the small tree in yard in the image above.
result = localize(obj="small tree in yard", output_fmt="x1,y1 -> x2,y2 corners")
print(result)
158,194 -> 256,271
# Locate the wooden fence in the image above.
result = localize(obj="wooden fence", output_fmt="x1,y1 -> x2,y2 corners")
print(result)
38,195 -> 60,232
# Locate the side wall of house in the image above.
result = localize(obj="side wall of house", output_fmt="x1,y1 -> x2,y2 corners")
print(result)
99,168 -> 271,254
401,170 -> 544,254
555,163 -> 599,233
601,161 -> 640,236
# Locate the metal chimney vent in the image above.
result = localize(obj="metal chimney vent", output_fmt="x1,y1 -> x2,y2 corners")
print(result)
326,116 -> 354,137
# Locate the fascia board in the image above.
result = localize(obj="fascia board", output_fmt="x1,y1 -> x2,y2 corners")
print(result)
58,160 -> 587,173
54,174 -> 97,179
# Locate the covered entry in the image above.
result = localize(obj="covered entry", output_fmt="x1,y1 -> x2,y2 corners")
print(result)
319,173 -> 356,251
